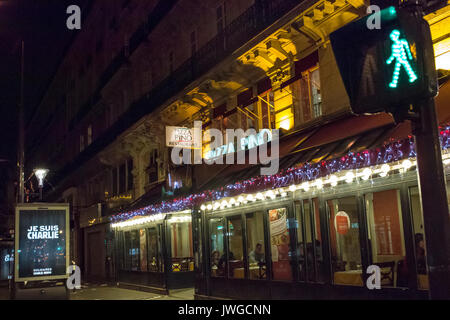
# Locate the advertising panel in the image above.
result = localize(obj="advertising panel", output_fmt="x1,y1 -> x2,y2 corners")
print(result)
15,204 -> 70,282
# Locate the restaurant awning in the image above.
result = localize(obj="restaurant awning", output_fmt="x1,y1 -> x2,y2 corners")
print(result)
115,78 -> 450,216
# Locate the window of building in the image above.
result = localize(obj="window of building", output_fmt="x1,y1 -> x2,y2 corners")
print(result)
112,167 -> 118,196
210,218 -> 225,277
268,207 -> 292,281
365,189 -> 407,288
127,158 -> 133,191
216,3 -> 226,34
259,91 -> 275,130
327,197 -> 362,286
227,215 -> 244,279
79,134 -> 85,152
409,186 -> 429,290
87,125 -> 92,146
169,217 -> 193,272
118,163 -> 126,194
169,51 -> 174,74
124,35 -> 129,57
122,89 -> 128,113
292,52 -> 322,125
246,212 -> 266,280
147,149 -> 159,184
296,66 -> 322,122
190,30 -> 197,57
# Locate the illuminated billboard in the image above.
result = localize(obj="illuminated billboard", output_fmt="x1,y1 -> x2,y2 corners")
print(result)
15,204 -> 70,282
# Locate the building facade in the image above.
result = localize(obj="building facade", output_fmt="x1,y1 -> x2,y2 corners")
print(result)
27,0 -> 450,297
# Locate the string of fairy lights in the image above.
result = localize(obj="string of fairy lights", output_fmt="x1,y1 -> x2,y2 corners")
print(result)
110,126 -> 450,229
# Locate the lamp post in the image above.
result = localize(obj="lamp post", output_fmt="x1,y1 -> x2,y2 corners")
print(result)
33,169 -> 49,201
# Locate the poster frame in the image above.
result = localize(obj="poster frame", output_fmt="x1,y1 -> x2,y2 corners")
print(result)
14,203 -> 70,282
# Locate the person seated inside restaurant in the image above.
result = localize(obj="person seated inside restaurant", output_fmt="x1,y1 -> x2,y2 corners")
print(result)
415,233 -> 427,274
211,250 -> 220,268
249,243 -> 265,264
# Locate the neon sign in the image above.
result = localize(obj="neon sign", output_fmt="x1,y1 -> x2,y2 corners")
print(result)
204,129 -> 272,160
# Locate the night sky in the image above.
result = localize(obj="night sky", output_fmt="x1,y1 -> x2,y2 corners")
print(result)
0,0 -> 87,213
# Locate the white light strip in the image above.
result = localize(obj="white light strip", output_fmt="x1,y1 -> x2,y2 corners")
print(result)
111,209 -> 191,229
199,154 -> 450,213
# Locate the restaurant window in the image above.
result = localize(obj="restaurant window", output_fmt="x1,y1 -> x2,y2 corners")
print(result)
210,218 -> 225,277
246,212 -> 266,280
147,226 -> 163,272
169,218 -> 194,272
269,208 -> 292,281
409,186 -> 429,290
124,230 -> 139,271
327,197 -> 363,286
227,215 -> 244,279
139,229 -> 147,272
296,199 -> 325,283
117,232 -> 125,270
365,190 -> 407,288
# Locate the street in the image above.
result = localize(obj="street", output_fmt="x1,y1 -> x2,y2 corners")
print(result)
0,284 -> 195,300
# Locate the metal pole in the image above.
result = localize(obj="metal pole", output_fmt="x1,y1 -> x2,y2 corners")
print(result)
18,40 -> 25,204
412,97 -> 450,300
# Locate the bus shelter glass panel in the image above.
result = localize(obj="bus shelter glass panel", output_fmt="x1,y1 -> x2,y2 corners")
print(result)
169,219 -> 194,272
227,215 -> 244,279
365,189 -> 407,288
269,207 -> 292,281
210,218 -> 225,277
246,212 -> 266,280
409,186 -> 429,290
327,197 -> 363,286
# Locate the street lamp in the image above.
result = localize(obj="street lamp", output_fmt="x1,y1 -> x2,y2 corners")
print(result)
33,168 -> 48,201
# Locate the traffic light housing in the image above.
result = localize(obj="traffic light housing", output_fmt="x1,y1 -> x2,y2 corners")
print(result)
330,6 -> 438,115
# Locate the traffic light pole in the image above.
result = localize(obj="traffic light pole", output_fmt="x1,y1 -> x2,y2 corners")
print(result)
411,97 -> 450,300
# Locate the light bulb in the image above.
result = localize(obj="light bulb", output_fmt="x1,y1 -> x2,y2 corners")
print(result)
345,171 -> 355,183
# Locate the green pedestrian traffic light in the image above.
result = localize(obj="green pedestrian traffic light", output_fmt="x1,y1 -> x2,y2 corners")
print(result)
386,29 -> 418,88
330,6 -> 437,116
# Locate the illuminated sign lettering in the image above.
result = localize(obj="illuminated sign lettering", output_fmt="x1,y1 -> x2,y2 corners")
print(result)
204,129 -> 272,160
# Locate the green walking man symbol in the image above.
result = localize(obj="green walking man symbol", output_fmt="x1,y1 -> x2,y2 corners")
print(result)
386,29 -> 418,88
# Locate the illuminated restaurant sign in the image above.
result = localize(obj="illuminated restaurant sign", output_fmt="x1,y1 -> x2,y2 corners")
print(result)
166,126 -> 202,149
204,129 -> 272,160
15,204 -> 70,281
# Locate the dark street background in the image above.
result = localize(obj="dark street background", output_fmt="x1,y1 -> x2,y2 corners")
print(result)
0,0 -> 87,230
